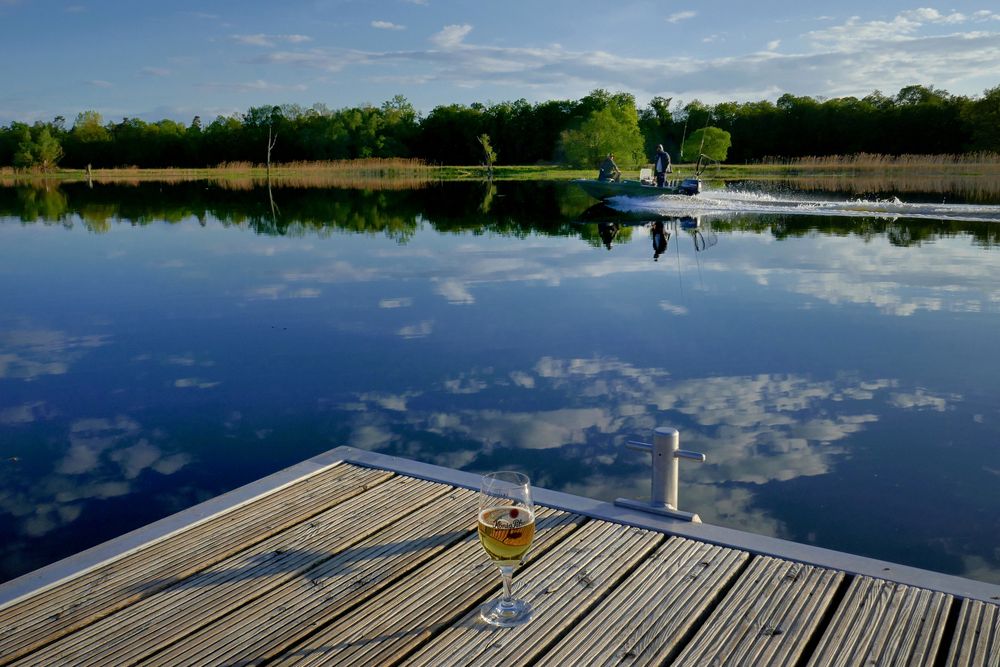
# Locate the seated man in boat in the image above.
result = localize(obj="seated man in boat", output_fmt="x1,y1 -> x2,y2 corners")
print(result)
598,153 -> 621,182
653,144 -> 672,187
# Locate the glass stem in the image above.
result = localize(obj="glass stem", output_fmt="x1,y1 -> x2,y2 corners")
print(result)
499,565 -> 515,608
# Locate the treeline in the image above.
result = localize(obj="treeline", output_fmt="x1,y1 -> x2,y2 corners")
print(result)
1,85 -> 998,170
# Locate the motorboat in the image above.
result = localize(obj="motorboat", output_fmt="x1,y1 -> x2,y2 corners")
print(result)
573,175 -> 701,201
574,156 -> 713,201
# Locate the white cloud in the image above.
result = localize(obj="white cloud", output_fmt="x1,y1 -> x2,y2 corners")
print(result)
666,11 -> 696,24
766,39 -> 781,51
86,79 -> 113,88
140,67 -> 171,77
431,24 -> 472,49
0,326 -> 109,381
232,33 -> 312,48
0,401 -> 51,424
372,20 -> 405,31
247,8 -> 1000,105
379,297 -> 413,309
350,356 -> 899,487
658,300 -> 689,316
110,440 -> 162,479
233,34 -> 277,47
444,374 -> 488,394
434,279 -> 475,304
197,80 -> 307,93
247,284 -> 322,300
889,390 -> 954,412
358,391 -> 420,411
900,8 -> 968,25
806,9 -> 981,51
509,371 -> 535,389
283,261 -> 379,283
397,320 -> 434,338
0,415 -> 191,542
708,232 -> 999,319
174,377 -> 221,389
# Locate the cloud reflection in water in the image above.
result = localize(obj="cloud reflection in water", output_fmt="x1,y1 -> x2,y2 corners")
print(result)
0,415 -> 192,542
339,355 -> 959,540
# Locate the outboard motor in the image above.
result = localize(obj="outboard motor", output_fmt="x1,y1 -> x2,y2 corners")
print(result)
679,178 -> 701,196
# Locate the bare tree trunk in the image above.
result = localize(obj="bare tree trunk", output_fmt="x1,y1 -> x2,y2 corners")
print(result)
266,127 -> 278,179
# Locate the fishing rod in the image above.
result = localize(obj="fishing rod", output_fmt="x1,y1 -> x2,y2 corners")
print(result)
697,111 -> 710,156
679,116 -> 689,161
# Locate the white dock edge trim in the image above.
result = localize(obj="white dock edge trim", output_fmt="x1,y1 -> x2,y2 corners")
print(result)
2,445 -> 999,608
334,447 -> 1000,605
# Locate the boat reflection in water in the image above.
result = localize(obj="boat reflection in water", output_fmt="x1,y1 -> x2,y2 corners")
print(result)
579,205 -> 718,260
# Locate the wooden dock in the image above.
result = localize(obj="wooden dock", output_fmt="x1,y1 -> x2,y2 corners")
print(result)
1,447 -> 998,666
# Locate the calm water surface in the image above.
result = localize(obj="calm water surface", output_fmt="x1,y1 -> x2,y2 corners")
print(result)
1,180 -> 999,584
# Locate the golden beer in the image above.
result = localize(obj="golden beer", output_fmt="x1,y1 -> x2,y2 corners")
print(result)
478,506 -> 535,564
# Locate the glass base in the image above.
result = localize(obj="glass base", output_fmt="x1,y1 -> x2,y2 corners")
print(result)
479,597 -> 533,627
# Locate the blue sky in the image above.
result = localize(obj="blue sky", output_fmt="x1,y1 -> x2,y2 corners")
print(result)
1,1 -> 999,125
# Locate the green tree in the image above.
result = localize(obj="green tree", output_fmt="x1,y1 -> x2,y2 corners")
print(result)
559,106 -> 643,168
62,111 -> 111,167
417,104 -> 485,163
380,95 -> 419,157
478,133 -> 497,174
961,86 -> 1000,151
682,126 -> 731,162
34,128 -> 63,169
11,126 -> 63,170
12,126 -> 34,168
639,95 -> 675,157
72,111 -> 110,143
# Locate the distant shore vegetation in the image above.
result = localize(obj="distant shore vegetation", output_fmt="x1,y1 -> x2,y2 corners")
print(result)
1,84 -> 998,174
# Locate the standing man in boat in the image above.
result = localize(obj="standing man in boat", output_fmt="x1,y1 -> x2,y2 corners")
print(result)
653,144 -> 672,187
598,153 -> 621,182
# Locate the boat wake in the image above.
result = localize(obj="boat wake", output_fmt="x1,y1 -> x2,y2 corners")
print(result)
607,189 -> 1000,223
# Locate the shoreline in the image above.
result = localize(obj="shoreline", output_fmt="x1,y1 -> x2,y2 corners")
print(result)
4,159 -> 1000,185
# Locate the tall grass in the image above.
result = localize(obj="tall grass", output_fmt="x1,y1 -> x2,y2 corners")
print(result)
0,158 -> 439,189
760,174 -> 1000,201
757,152 -> 1000,173
743,153 -> 1000,200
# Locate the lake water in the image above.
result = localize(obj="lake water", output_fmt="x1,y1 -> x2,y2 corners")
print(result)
1,179 -> 999,585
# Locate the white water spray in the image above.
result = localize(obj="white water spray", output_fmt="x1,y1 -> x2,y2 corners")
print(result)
607,189 -> 1000,223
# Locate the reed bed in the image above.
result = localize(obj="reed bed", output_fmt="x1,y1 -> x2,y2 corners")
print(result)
764,173 -> 1000,201
757,152 -> 1000,173
211,174 -> 436,191
0,158 -> 439,189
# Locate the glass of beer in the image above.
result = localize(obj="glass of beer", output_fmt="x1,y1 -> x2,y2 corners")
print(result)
477,471 -> 536,627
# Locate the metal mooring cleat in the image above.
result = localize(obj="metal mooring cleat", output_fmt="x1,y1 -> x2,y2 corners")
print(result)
615,427 -> 706,522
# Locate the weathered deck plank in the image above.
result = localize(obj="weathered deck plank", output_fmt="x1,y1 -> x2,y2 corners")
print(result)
808,576 -> 952,666
948,598 -> 1000,667
11,475 -> 448,667
268,510 -> 585,666
534,538 -> 749,667
140,481 -> 477,666
675,556 -> 844,666
403,521 -> 664,667
0,462 -> 391,666
1,458 -> 994,667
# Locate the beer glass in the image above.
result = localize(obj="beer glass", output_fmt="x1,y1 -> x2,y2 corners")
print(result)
477,471 -> 535,627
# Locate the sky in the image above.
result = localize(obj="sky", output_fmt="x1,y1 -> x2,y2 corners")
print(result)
1,0 -> 999,125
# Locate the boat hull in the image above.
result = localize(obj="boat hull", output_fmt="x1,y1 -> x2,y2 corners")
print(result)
574,177 -> 701,200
